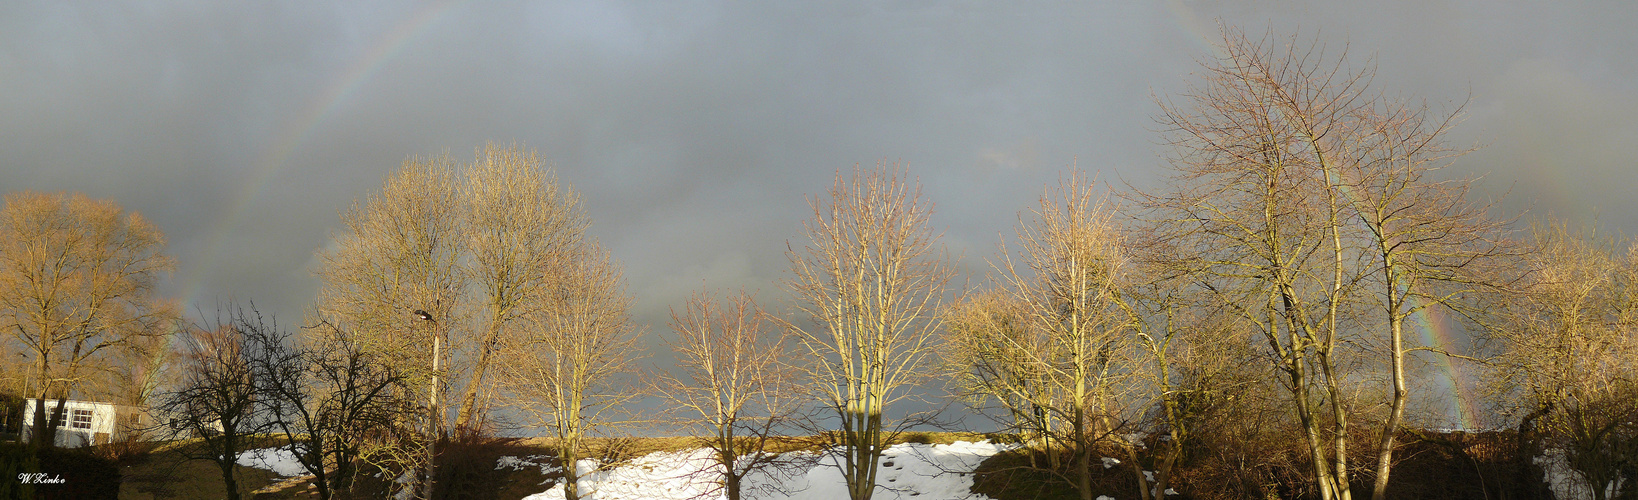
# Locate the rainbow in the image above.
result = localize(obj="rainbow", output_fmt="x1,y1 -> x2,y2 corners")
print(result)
1163,0 -> 1228,59
1163,3 -> 1483,429
1331,176 -> 1482,430
175,1 -> 462,309
1409,301 -> 1483,430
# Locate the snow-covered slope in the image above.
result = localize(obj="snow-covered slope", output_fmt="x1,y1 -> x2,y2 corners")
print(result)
513,440 -> 1013,500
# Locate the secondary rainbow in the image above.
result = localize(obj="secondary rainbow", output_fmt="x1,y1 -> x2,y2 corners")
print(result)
176,1 -> 462,311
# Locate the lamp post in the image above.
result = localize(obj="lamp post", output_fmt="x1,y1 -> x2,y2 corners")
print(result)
414,309 -> 438,500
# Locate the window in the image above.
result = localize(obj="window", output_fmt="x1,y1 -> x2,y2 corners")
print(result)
71,409 -> 92,429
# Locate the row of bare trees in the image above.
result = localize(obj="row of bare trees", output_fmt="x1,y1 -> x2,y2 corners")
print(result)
935,27 -> 1630,500
3,26 -> 1633,500
304,153 -> 952,500
0,143 -> 637,500
153,126 -> 1624,500
133,143 -> 636,500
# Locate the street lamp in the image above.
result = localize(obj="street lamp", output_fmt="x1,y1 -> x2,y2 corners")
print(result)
415,309 -> 438,500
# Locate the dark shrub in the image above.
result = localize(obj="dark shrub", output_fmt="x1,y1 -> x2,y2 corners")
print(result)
0,442 -> 38,500
0,442 -> 120,500
433,435 -> 535,500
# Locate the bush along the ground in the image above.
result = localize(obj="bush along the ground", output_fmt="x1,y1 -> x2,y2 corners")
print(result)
0,442 -> 39,500
0,442 -> 121,500
969,429 -> 1569,500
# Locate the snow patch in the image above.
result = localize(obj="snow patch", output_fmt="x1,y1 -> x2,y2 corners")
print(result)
1537,448 -> 1626,500
523,440 -> 1013,500
237,446 -> 307,477
1122,433 -> 1147,449
521,448 -> 722,500
498,454 -> 564,480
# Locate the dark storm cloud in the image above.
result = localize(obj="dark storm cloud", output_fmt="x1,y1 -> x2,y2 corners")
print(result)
3,0 -> 1635,365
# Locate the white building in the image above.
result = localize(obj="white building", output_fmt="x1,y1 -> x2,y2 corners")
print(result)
20,399 -> 148,448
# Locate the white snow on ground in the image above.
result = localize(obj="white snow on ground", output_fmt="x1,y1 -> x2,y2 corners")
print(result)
513,440 -> 1014,500
237,446 -> 307,477
1536,449 -> 1626,500
498,454 -> 565,480
766,441 -> 1008,500
519,448 -> 724,500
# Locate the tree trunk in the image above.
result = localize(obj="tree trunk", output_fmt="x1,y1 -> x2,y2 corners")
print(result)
1321,354 -> 1352,500
1299,390 -> 1336,500
726,474 -> 742,500
1516,403 -> 1551,500
563,446 -> 580,500
1077,436 -> 1092,500
846,407 -> 882,500
311,453 -> 332,500
1156,447 -> 1177,500
1130,441 -> 1153,500
29,353 -> 57,449
1372,313 -> 1409,500
26,397 -> 47,447
44,394 -> 71,449
456,317 -> 502,431
723,447 -> 742,500
1071,407 -> 1093,500
1290,353 -> 1336,500
454,378 -> 480,431
220,454 -> 241,500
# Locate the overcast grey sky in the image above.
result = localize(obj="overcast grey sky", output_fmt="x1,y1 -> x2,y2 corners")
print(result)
3,1 -> 1636,366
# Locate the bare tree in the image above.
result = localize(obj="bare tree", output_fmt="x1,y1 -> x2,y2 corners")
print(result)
1338,100 -> 1514,500
947,173 -> 1235,500
252,315 -> 415,500
457,143 -> 588,433
1147,28 -> 1375,500
153,305 -> 272,500
496,242 -> 642,500
316,143 -> 606,499
784,165 -> 953,500
943,288 -> 1049,456
314,155 -> 465,497
657,289 -> 798,500
316,153 -> 464,383
989,173 -> 1138,500
1492,222 -> 1638,500
0,191 -> 176,448
1121,262 -> 1249,500
1145,25 -> 1527,499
